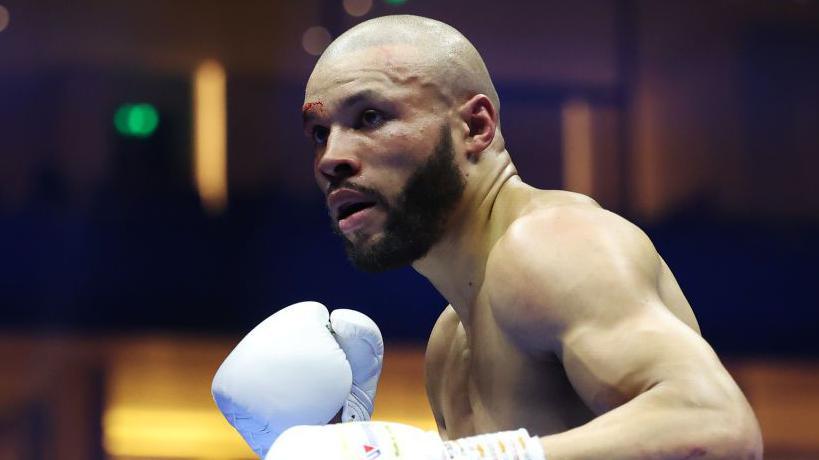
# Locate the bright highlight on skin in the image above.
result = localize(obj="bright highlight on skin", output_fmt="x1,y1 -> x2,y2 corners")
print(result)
114,103 -> 159,138
343,0 -> 373,17
302,26 -> 332,56
193,59 -> 228,215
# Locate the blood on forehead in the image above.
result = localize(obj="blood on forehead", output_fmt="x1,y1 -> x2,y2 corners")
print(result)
301,101 -> 324,115
301,101 -> 324,123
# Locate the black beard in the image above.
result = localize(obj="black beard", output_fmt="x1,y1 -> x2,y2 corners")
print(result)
331,124 -> 466,272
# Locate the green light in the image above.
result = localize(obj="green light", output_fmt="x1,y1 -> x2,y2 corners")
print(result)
114,103 -> 159,138
384,0 -> 407,5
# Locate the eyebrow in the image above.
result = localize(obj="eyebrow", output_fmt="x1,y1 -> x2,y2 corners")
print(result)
302,89 -> 380,125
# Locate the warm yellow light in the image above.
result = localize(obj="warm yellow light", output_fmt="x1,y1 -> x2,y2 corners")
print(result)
104,407 -> 254,459
194,59 -> 228,215
103,337 -> 255,459
102,339 -> 436,459
561,98 -> 594,196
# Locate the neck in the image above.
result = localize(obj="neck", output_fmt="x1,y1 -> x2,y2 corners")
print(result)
412,150 -> 522,326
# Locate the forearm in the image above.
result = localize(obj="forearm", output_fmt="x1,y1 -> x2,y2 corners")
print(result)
539,384 -> 762,460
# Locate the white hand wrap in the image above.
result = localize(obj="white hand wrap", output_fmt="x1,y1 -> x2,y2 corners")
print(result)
442,428 -> 546,460
265,421 -> 546,460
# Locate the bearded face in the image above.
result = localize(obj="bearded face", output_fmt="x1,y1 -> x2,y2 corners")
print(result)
330,124 -> 466,272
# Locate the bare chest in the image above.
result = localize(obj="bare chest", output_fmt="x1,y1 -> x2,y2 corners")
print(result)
425,307 -> 594,439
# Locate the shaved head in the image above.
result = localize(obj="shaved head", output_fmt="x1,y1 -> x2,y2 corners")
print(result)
305,16 -> 510,271
307,15 -> 500,120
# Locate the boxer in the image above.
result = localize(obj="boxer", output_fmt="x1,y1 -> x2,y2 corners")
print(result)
219,14 -> 764,460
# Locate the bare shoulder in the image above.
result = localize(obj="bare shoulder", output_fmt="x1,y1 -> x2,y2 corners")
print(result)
486,200 -> 662,352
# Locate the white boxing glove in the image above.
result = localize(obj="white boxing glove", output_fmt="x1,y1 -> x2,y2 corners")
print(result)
330,309 -> 384,422
211,302 -> 352,458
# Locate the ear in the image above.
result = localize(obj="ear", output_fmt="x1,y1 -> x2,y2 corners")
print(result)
457,94 -> 497,162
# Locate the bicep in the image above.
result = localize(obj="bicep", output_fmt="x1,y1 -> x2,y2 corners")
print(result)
492,209 -> 737,414
560,304 -> 736,415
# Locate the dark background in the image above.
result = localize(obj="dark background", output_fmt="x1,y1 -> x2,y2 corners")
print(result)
1,1 -> 819,459
2,0 -> 817,356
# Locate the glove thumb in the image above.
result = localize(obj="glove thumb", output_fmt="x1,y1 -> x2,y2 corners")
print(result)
330,309 -> 384,422
330,309 -> 384,384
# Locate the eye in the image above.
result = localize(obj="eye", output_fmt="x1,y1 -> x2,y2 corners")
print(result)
360,109 -> 385,128
312,126 -> 329,146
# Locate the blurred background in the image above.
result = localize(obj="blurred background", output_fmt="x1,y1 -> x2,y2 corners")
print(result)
0,0 -> 817,458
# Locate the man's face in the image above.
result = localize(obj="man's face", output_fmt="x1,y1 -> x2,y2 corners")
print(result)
303,47 -> 466,271
332,124 -> 464,271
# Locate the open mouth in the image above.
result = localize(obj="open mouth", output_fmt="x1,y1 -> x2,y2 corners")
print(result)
337,201 -> 377,221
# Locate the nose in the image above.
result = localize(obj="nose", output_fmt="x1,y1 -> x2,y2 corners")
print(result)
315,129 -> 362,186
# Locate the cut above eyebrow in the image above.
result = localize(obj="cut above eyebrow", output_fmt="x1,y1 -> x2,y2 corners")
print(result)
302,89 -> 382,125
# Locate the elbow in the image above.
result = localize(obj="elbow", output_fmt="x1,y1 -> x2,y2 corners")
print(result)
723,397 -> 764,460
670,378 -> 763,459
694,406 -> 763,460
719,422 -> 763,460
733,416 -> 763,460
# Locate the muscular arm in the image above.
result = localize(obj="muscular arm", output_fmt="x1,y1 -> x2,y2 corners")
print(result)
487,207 -> 762,460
